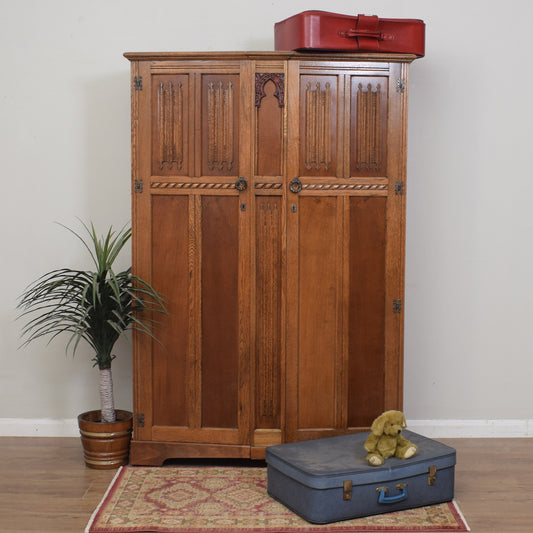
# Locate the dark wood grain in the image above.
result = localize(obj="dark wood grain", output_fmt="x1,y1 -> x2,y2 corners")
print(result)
201,195 -> 240,429
151,195 -> 190,427
348,196 -> 387,427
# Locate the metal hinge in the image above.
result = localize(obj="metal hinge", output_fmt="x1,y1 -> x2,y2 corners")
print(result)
133,76 -> 143,91
134,178 -> 143,193
395,181 -> 404,195
136,413 -> 145,427
396,78 -> 406,93
393,299 -> 403,313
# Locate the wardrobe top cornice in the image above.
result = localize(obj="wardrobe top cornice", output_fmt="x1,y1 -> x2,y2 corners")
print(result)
124,51 -> 418,63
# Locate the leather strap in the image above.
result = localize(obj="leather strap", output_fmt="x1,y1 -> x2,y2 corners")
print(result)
355,14 -> 380,50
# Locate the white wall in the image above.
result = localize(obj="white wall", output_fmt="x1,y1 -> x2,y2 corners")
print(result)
1,0 -> 532,436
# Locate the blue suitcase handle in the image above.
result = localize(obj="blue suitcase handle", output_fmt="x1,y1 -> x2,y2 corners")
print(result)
376,483 -> 408,504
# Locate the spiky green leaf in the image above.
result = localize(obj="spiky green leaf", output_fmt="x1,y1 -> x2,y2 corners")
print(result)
17,222 -> 167,370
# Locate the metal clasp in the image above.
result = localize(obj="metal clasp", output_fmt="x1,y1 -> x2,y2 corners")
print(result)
343,480 -> 352,500
428,465 -> 437,485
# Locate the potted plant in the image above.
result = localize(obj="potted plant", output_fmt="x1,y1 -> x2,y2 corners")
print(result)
17,221 -> 166,469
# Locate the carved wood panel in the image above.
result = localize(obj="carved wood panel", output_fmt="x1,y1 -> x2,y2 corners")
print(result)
152,75 -> 188,175
256,75 -> 283,177
255,73 -> 284,108
255,197 -> 282,429
350,77 -> 388,177
299,75 -> 337,177
202,75 -> 239,176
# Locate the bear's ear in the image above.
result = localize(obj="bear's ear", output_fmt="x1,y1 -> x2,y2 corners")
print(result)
401,412 -> 407,428
370,413 -> 387,436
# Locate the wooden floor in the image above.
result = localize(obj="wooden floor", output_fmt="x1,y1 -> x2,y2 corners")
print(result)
0,437 -> 531,532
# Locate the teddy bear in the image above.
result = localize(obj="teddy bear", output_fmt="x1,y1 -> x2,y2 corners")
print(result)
363,410 -> 418,466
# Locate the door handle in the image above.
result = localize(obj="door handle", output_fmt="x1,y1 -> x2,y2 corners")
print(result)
289,177 -> 302,194
235,177 -> 247,191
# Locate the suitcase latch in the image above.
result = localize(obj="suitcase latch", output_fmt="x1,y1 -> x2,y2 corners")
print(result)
428,465 -> 437,485
343,480 -> 353,500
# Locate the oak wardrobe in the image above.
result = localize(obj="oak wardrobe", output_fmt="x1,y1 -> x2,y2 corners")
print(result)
125,51 -> 417,465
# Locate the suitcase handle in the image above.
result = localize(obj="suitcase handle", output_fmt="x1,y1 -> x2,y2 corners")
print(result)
339,15 -> 393,43
376,483 -> 408,504
338,29 -> 394,41
339,29 -> 382,39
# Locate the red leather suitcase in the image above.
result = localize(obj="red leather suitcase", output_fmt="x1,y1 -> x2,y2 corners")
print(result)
275,11 -> 425,57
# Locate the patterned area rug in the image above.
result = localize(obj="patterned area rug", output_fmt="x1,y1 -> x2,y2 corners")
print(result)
86,466 -> 469,532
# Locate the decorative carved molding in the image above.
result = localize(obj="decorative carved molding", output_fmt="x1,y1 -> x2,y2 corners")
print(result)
151,181 -> 286,191
355,83 -> 382,171
255,73 -> 285,108
255,182 -> 283,190
256,198 -> 281,421
304,82 -> 332,170
257,200 -> 281,212
301,183 -> 388,191
157,81 -> 184,171
207,81 -> 234,171
151,182 -> 235,190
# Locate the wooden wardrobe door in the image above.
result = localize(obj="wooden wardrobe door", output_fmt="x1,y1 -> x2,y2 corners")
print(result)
131,62 -> 252,462
285,64 -> 342,442
285,60 -> 406,442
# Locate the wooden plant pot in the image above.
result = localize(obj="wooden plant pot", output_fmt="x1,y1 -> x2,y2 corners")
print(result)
78,410 -> 133,469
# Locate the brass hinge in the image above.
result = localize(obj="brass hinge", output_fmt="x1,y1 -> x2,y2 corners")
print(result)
396,78 -> 406,93
136,413 -> 145,427
395,181 -> 404,195
393,299 -> 403,313
134,178 -> 143,193
133,76 -> 143,91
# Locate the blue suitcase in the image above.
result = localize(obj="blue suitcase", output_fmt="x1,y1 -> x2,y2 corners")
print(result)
266,430 -> 455,524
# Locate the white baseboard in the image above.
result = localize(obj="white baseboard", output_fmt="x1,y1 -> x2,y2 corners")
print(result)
0,418 -> 532,438
0,418 -> 79,437
407,419 -> 533,438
